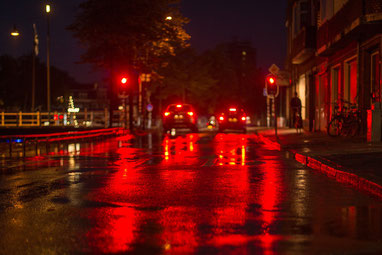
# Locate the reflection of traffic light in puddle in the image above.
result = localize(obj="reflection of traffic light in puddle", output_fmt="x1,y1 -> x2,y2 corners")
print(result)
162,134 -> 199,164
214,134 -> 247,166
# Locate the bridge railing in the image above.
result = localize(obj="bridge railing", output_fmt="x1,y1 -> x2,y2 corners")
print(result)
0,109 -> 127,128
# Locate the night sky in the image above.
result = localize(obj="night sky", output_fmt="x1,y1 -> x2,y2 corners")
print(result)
0,0 -> 287,84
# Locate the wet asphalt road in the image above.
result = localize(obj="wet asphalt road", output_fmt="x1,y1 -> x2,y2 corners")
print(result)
0,131 -> 382,254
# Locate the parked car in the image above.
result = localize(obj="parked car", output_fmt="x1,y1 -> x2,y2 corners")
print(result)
217,107 -> 247,133
162,104 -> 198,132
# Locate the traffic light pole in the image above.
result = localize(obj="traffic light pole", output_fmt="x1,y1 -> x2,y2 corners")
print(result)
273,97 -> 278,138
124,95 -> 128,130
265,74 -> 279,139
129,90 -> 134,132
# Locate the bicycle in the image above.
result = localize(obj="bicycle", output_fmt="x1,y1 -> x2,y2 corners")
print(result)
327,100 -> 361,137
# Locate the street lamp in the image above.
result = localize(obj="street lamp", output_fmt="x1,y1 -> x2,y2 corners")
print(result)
46,3 -> 51,112
10,25 -> 20,37
9,24 -> 39,112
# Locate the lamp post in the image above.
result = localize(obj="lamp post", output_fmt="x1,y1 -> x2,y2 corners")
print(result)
10,25 -> 20,37
46,3 -> 51,112
10,25 -> 38,112
32,24 -> 38,112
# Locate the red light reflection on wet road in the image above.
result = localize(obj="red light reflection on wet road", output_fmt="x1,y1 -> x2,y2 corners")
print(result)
82,133 -> 288,253
2,133 -> 382,254
162,134 -> 199,164
85,137 -> 146,253
214,133 -> 248,166
258,159 -> 284,255
70,132 -> 381,254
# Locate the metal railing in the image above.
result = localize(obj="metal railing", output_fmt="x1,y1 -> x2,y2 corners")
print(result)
0,108 -> 122,128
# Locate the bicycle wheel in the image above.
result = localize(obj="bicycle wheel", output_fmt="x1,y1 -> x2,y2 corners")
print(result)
327,118 -> 342,137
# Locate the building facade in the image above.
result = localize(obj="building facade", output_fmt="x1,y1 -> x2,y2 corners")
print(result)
286,0 -> 382,134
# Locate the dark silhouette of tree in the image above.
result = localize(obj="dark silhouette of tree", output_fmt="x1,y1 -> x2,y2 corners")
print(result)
200,41 -> 265,118
69,0 -> 190,126
68,0 -> 190,75
0,55 -> 83,111
151,41 -> 264,117
154,48 -> 216,114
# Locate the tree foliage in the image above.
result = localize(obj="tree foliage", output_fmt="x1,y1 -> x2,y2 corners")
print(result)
0,55 -> 81,111
199,42 -> 265,116
152,41 -> 265,116
68,0 -> 190,74
155,48 -> 217,114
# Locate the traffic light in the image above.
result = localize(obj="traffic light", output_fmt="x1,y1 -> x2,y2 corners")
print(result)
120,76 -> 128,86
265,74 -> 279,97
118,75 -> 129,94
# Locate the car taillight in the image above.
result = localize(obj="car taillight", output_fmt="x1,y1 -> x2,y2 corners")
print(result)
229,108 -> 237,112
164,112 -> 170,117
219,116 -> 224,121
187,112 -> 194,116
241,116 -> 246,121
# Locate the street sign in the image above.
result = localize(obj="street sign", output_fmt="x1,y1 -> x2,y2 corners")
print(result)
268,64 -> 280,75
276,70 -> 291,86
146,103 -> 153,112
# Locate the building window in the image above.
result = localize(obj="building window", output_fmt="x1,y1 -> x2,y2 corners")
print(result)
320,0 -> 349,24
300,1 -> 309,28
315,73 -> 329,131
344,58 -> 357,104
334,0 -> 348,14
371,52 -> 381,103
331,66 -> 341,100
293,0 -> 310,37
297,74 -> 306,120
331,66 -> 341,115
320,0 -> 329,24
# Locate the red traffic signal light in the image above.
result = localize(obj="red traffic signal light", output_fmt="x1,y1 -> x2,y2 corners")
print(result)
121,77 -> 128,84
265,75 -> 279,97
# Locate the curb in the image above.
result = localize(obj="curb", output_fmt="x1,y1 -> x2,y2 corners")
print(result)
257,133 -> 382,199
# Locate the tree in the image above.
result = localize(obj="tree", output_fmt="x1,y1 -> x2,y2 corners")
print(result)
68,0 -> 190,75
0,55 -> 82,111
198,41 -> 265,118
154,48 -> 217,115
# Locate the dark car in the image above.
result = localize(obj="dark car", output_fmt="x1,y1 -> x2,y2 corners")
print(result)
217,107 -> 247,132
162,104 -> 198,132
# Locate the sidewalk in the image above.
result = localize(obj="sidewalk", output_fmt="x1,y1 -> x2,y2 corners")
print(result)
255,127 -> 382,199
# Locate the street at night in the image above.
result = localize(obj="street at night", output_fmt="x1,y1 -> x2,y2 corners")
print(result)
2,0 -> 382,254
1,131 -> 382,254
